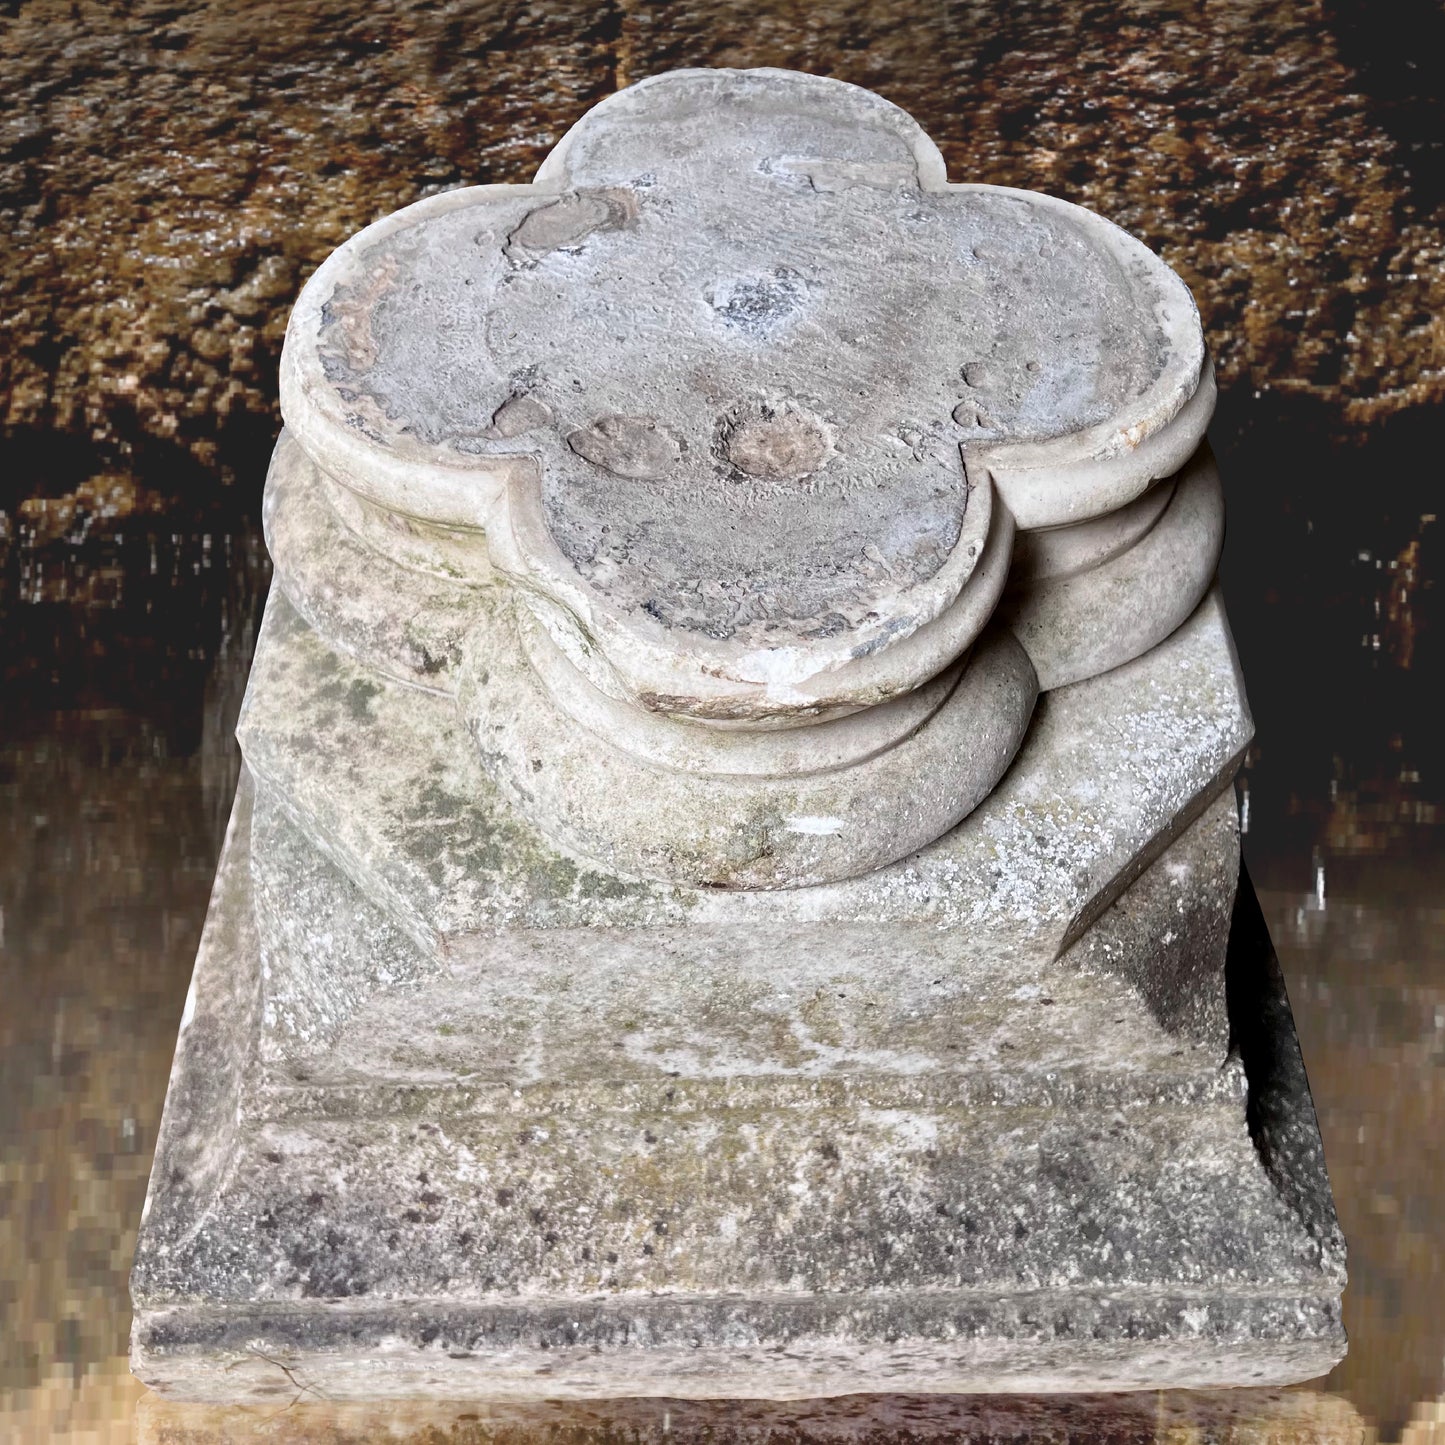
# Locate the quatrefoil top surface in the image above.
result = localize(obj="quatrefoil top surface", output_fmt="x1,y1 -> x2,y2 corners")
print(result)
283,68 -> 1207,716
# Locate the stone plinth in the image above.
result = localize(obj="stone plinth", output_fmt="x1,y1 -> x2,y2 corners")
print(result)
132,67 -> 1344,1399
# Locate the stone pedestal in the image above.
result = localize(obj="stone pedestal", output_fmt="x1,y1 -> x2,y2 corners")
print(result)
132,67 -> 1344,1399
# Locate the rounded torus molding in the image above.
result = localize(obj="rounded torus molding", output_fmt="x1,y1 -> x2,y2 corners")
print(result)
457,606 -> 1039,891
998,444 -> 1227,692
274,66 -> 1215,886
262,430 -> 485,692
1009,475 -> 1178,590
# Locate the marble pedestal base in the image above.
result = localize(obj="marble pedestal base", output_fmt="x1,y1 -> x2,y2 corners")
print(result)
130,591 -> 1345,1401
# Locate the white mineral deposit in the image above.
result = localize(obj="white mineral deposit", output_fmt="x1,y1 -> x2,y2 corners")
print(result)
131,67 -> 1345,1400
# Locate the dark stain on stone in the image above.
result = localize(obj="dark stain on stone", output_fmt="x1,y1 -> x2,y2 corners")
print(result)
705,267 -> 809,337
344,677 -> 382,722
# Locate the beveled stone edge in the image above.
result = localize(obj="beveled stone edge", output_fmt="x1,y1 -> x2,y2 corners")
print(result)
132,1286 -> 1346,1402
246,778 -> 1242,1088
131,772 -> 261,1286
1053,583 -> 1254,957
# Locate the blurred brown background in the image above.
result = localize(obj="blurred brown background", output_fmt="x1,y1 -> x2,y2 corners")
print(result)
2,2 -> 1442,1439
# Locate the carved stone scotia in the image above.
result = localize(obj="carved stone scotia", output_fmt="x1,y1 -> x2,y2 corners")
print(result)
133,69 -> 1345,1401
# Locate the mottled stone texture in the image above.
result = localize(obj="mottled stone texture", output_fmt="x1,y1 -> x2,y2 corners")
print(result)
122,52 -> 1348,1405
131,583 -> 1346,1398
263,47 -> 1225,892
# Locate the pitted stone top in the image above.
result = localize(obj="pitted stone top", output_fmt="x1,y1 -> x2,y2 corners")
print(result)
281,68 -> 1211,722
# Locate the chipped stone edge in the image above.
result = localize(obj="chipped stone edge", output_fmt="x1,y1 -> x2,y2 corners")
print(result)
279,183 -> 548,531
279,66 -> 1211,566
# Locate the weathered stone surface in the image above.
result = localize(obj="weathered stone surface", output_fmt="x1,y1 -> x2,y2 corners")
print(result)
262,78 -> 1060,888
262,430 -> 488,691
131,63 -> 1345,1406
255,69 -> 1240,890
999,442 -> 1226,691
233,584 -> 1251,947
458,609 -> 1038,890
134,495 -> 1346,1397
241,786 -> 1240,1095
130,767 -> 1345,1399
132,581 -> 1351,1397
281,68 -> 1208,728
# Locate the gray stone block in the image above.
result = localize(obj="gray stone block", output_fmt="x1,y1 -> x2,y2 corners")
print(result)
132,66 -> 1345,1400
131,593 -> 1344,1399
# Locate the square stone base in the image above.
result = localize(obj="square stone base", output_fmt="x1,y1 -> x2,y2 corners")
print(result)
130,773 -> 1345,1400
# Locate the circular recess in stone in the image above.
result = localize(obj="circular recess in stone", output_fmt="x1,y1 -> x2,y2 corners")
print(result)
717,397 -> 836,482
281,67 -> 1209,724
